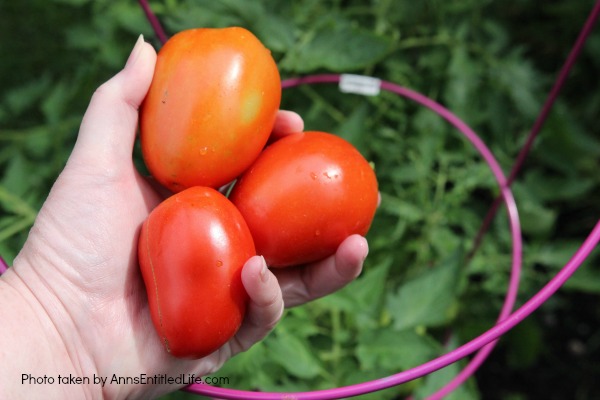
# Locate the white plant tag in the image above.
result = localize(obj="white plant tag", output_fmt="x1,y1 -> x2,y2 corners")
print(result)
339,74 -> 382,96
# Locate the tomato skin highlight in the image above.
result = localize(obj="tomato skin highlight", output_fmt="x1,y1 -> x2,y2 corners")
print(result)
138,186 -> 254,358
140,27 -> 281,192
229,131 -> 378,267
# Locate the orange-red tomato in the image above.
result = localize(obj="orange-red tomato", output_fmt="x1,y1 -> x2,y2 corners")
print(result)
229,131 -> 379,267
138,186 -> 254,358
140,27 -> 281,192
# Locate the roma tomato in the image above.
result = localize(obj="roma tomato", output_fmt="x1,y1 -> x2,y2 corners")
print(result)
229,131 -> 378,267
138,186 -> 255,358
140,27 -> 281,192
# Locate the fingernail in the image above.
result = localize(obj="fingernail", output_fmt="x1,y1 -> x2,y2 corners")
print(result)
125,34 -> 145,68
356,235 -> 369,262
259,256 -> 269,283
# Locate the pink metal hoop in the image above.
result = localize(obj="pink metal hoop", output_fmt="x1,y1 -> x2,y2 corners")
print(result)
1,2 -> 598,399
184,74 -> 524,399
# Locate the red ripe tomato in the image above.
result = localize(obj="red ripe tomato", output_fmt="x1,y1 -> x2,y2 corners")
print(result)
140,27 -> 281,192
229,131 -> 378,267
138,186 -> 255,358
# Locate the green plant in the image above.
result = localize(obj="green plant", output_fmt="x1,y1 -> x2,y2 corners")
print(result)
2,1 -> 599,399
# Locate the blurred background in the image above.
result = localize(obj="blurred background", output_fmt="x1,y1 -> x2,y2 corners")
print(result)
1,1 -> 600,399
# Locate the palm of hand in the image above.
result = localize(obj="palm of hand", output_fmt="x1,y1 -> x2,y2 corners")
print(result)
8,38 -> 368,400
13,43 -> 234,398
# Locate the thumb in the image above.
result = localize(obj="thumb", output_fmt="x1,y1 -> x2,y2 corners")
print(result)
70,35 -> 157,169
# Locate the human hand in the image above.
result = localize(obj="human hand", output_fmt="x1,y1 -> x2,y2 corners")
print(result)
0,35 -> 368,399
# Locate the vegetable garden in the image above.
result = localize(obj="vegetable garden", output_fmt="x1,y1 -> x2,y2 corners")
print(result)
1,1 -> 600,399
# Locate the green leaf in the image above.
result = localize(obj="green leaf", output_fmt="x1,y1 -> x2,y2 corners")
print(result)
444,43 -> 482,122
216,341 -> 281,392
1,156 -> 37,203
356,328 -> 440,371
317,260 -> 391,328
334,102 -> 371,155
494,51 -> 541,119
280,18 -> 392,73
41,81 -> 71,123
349,261 -> 392,311
4,75 -> 52,116
562,260 -> 600,294
533,240 -> 586,269
413,106 -> 448,138
387,250 -> 463,330
0,215 -> 35,242
51,0 -> 90,5
265,328 -> 324,379
219,340 -> 267,374
413,356 -> 480,400
0,240 -> 17,266
277,307 -> 323,337
380,193 -> 425,223
249,13 -> 295,53
512,182 -> 557,236
532,110 -> 600,174
522,169 -> 596,202
429,227 -> 462,256
410,333 -> 480,399
165,1 -> 242,31
504,318 -> 543,369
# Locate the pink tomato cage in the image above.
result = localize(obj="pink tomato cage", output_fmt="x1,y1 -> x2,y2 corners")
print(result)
2,1 -> 599,399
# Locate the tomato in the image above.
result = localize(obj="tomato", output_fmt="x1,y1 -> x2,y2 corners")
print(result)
140,27 -> 281,192
138,186 -> 254,358
229,131 -> 378,267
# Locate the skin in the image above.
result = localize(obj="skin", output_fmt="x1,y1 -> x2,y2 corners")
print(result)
0,36 -> 368,399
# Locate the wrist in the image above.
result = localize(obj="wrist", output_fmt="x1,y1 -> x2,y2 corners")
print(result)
0,262 -> 100,399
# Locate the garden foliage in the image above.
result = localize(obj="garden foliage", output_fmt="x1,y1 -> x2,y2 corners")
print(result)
1,1 -> 599,399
